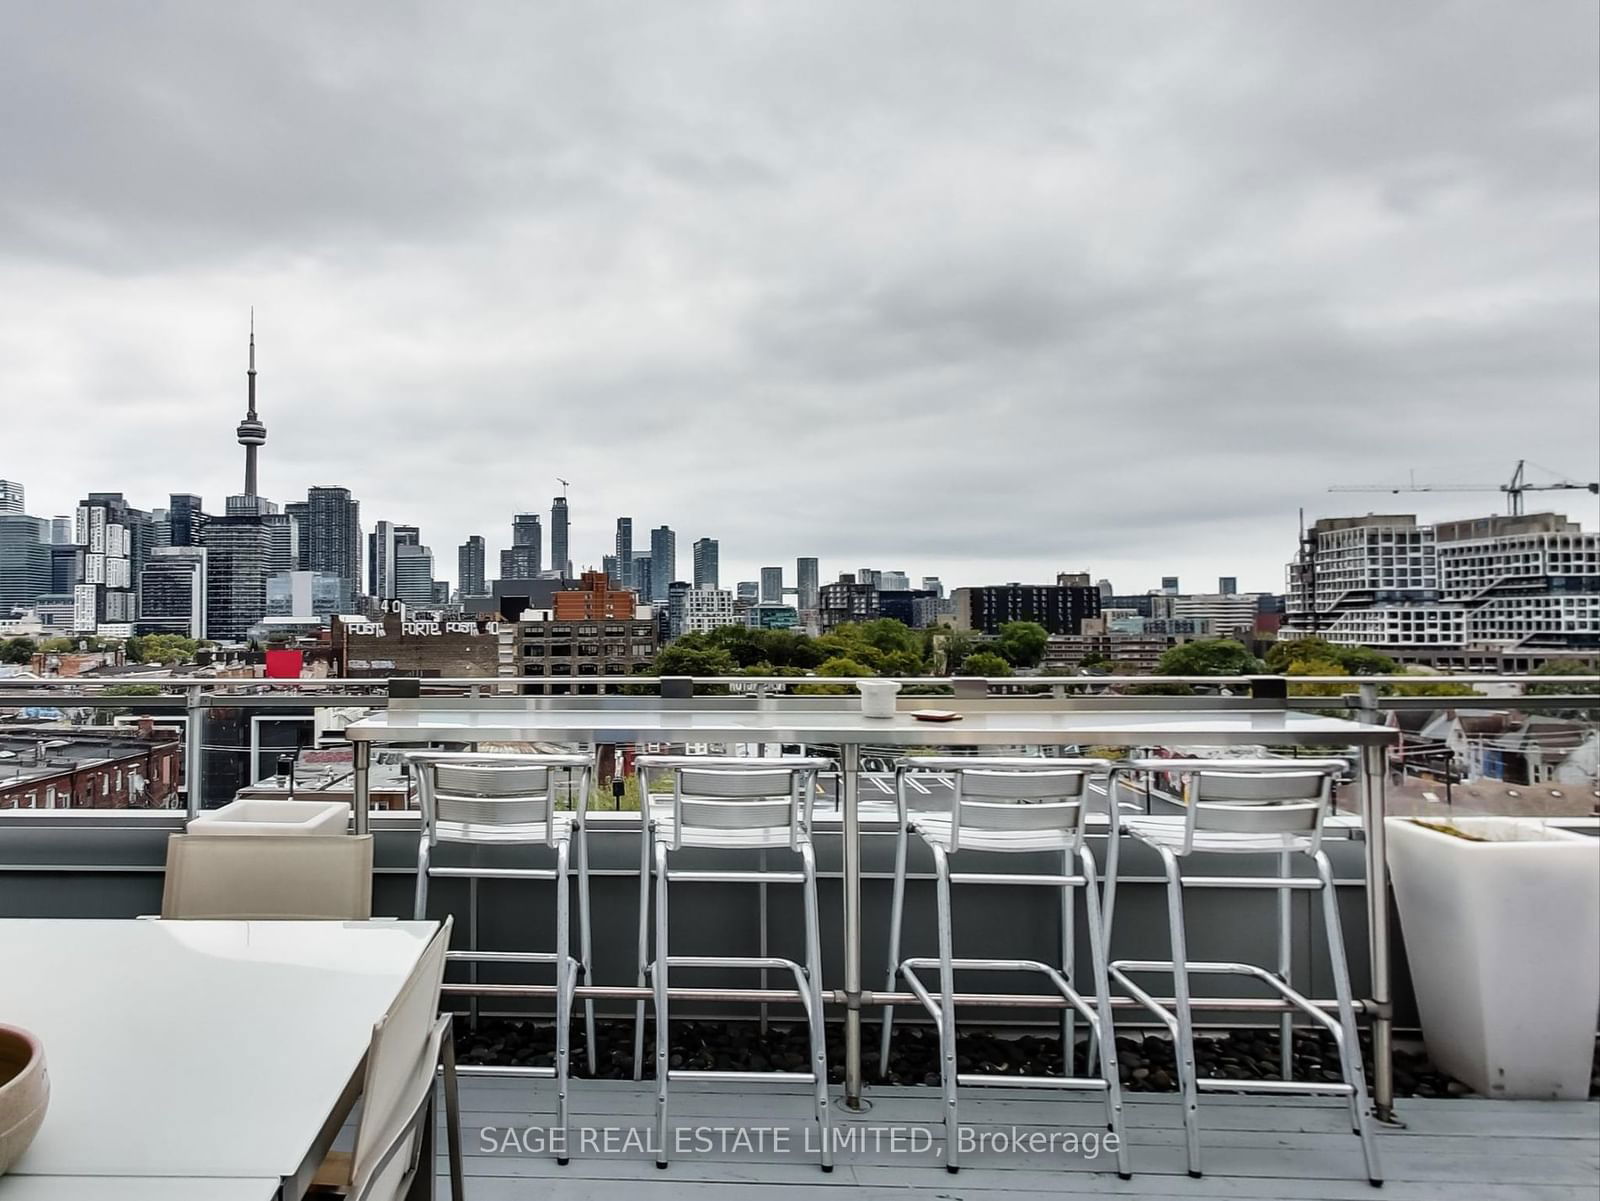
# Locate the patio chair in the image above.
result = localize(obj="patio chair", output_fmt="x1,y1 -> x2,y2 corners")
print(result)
311,916 -> 465,1199
880,757 -> 1131,1176
633,755 -> 835,1171
408,751 -> 595,1162
161,833 -> 374,920
1103,759 -> 1382,1185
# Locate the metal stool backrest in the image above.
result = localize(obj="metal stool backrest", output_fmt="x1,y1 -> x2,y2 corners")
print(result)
412,753 -> 591,848
901,758 -> 1113,854
636,755 -> 831,851
1136,759 -> 1341,855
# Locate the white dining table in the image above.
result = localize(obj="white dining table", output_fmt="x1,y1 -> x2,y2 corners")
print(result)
0,919 -> 437,1198
0,1177 -> 279,1200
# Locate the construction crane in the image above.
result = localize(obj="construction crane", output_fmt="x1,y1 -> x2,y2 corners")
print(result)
1329,459 -> 1598,517
556,477 -> 569,499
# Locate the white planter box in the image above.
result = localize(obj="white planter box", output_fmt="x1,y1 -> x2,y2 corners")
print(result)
188,798 -> 351,836
1386,816 -> 1600,1099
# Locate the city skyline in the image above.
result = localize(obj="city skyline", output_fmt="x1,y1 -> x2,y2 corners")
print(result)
3,4 -> 1595,594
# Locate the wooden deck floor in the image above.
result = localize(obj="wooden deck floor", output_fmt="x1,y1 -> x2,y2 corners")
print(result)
438,1077 -> 1599,1200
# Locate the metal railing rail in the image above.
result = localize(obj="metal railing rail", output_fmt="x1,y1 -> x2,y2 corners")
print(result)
0,672 -> 1593,687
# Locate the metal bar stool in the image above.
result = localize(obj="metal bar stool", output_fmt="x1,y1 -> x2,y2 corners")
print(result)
882,757 -> 1132,1177
632,754 -> 835,1171
409,751 -> 595,1163
1103,758 -> 1381,1185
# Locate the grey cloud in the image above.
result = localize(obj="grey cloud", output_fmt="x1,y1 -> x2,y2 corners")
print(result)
1,0 -> 1595,594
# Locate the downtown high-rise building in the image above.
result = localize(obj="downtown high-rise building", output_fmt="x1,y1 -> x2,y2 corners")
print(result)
632,553 -> 653,605
501,513 -> 542,580
648,525 -> 675,602
168,494 -> 207,547
0,480 -> 23,516
458,535 -> 486,597
367,519 -> 418,599
72,492 -> 140,631
614,518 -> 634,589
0,512 -> 50,613
693,538 -> 719,590
760,566 -> 783,604
796,558 -> 820,611
202,514 -> 272,640
284,500 -> 311,570
395,542 -> 436,605
138,546 -> 206,639
551,496 -> 571,579
304,486 -> 361,596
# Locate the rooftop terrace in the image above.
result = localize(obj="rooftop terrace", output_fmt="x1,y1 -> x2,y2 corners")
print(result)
1,675 -> 1594,1199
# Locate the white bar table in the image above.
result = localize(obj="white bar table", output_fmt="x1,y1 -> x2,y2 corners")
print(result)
0,919 -> 437,1197
346,698 -> 1396,1111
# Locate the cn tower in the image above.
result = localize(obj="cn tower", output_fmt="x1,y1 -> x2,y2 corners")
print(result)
235,309 -> 266,498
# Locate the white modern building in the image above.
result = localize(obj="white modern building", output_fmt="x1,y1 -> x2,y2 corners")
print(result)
1284,511 -> 1599,655
679,586 -> 738,636
1170,592 -> 1261,637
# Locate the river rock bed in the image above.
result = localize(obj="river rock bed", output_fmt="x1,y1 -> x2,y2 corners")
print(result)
451,1016 -> 1600,1099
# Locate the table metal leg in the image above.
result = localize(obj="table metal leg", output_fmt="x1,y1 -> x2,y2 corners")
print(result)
353,739 -> 371,835
1360,740 -> 1395,1121
841,741 -> 864,1110
184,694 -> 204,817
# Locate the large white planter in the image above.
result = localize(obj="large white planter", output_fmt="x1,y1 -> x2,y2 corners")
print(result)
1386,816 -> 1600,1099
188,798 -> 350,836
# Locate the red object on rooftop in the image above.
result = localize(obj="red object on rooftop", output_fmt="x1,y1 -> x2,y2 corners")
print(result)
264,649 -> 304,679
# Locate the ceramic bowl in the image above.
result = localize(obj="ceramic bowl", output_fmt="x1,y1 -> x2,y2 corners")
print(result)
0,1024 -> 49,1175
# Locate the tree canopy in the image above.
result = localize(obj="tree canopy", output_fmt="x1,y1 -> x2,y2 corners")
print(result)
1156,639 -> 1262,676
126,634 -> 202,664
995,621 -> 1049,668
1266,637 -> 1397,676
957,651 -> 1013,678
1526,659 -> 1600,697
0,637 -> 34,665
646,619 -> 936,679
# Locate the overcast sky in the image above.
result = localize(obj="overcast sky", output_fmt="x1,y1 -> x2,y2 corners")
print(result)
3,1 -> 1596,595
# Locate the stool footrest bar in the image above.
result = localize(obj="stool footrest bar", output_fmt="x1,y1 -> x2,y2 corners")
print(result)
955,1073 -> 1109,1090
669,1070 -> 818,1084
1196,1078 -> 1354,1096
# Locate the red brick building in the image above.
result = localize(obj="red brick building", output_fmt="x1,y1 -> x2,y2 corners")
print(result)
552,572 -> 639,621
0,728 -> 184,810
